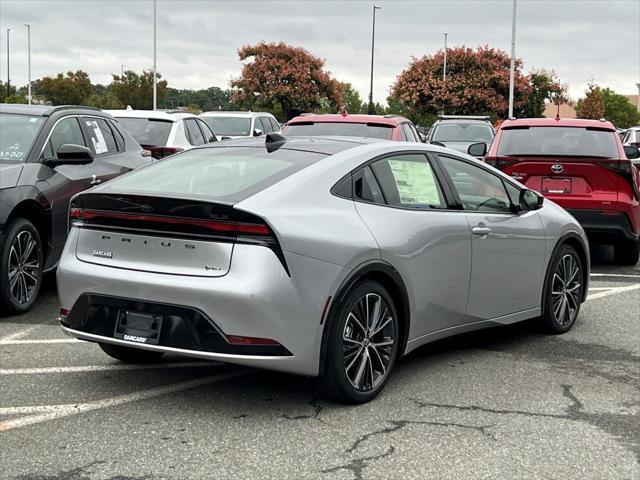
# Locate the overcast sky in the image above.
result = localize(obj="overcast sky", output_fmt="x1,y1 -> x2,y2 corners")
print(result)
1,0 -> 639,104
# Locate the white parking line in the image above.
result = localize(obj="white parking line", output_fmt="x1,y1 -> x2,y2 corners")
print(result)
0,404 -> 81,416
590,273 -> 640,279
0,326 -> 38,343
0,338 -> 81,345
0,361 -> 219,376
0,370 -> 248,431
587,284 -> 640,300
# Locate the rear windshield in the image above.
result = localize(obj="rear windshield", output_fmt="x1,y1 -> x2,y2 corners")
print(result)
431,123 -> 494,142
0,113 -> 45,162
106,146 -> 325,203
201,117 -> 252,137
284,122 -> 393,140
115,117 -> 173,147
498,126 -> 619,158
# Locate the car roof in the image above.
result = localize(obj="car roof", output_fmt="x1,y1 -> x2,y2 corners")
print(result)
193,134 -> 384,156
0,103 -> 103,116
500,117 -> 616,131
287,113 -> 408,126
104,109 -> 198,122
200,111 -> 274,118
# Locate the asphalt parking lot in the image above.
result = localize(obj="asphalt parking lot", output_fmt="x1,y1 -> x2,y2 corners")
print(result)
1,245 -> 639,480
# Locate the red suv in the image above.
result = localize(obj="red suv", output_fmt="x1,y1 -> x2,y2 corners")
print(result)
480,118 -> 640,265
282,113 -> 422,142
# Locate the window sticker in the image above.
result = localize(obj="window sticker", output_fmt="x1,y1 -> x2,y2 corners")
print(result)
388,159 -> 441,206
86,120 -> 108,154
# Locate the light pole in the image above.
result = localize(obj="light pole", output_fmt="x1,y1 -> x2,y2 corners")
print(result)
6,28 -> 12,97
508,0 -> 518,118
368,5 -> 381,115
636,82 -> 640,113
442,32 -> 448,115
152,0 -> 157,110
121,64 -> 125,78
24,24 -> 31,104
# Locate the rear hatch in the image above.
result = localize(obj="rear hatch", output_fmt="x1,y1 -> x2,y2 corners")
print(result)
487,126 -> 623,210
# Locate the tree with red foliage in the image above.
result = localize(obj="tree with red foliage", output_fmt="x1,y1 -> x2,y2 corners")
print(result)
389,46 -> 532,119
231,42 -> 343,120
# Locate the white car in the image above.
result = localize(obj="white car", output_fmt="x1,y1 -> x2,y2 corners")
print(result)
105,109 -> 217,159
199,111 -> 280,140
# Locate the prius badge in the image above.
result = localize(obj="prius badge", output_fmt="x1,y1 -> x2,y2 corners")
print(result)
551,164 -> 564,174
92,250 -> 113,259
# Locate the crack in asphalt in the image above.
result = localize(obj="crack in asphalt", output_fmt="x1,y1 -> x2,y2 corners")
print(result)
281,397 -> 326,423
321,446 -> 396,480
12,461 -> 154,480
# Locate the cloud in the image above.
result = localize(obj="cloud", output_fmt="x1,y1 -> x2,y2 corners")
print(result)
1,0 -> 638,104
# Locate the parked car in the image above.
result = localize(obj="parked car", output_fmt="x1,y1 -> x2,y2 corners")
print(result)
622,126 -> 640,148
0,104 -> 152,314
57,134 -> 589,403
427,115 -> 495,158
282,113 -> 422,141
105,110 -> 217,159
199,111 -> 280,140
476,118 -> 640,265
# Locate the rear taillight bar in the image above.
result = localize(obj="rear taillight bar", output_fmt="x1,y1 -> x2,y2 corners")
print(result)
69,208 -> 271,236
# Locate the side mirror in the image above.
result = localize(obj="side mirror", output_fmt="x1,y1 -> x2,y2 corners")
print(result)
253,129 -> 264,137
431,141 -> 446,147
468,142 -> 488,157
46,144 -> 94,166
220,136 -> 232,141
623,145 -> 640,160
519,189 -> 543,211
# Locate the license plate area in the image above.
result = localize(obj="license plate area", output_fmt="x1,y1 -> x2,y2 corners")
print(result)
542,177 -> 572,194
114,310 -> 163,345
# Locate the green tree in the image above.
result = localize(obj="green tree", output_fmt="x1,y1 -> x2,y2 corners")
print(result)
38,70 -> 92,105
109,70 -> 167,109
341,83 -> 364,114
600,88 -> 640,128
576,84 -> 605,119
519,70 -> 567,118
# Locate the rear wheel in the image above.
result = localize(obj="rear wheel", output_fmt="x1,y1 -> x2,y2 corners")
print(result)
320,280 -> 399,404
0,218 -> 43,315
99,343 -> 165,363
614,239 -> 640,266
542,245 -> 584,334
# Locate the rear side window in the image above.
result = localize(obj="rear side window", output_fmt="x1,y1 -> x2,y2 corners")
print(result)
269,117 -> 280,132
116,117 -> 173,147
110,121 -> 126,151
185,119 -> 206,146
401,123 -> 419,142
257,117 -> 274,134
106,147 -> 325,203
196,119 -> 216,142
285,122 -> 393,140
498,127 -> 619,158
82,117 -> 117,155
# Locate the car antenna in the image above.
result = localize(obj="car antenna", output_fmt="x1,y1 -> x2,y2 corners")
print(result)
265,132 -> 287,153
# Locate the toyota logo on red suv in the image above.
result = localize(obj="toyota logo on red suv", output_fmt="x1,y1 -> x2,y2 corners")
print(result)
551,164 -> 564,174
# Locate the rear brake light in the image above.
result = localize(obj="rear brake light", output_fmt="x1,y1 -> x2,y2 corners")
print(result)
225,335 -> 281,346
141,149 -> 152,157
484,157 -> 518,170
69,208 -> 270,235
59,308 -> 69,318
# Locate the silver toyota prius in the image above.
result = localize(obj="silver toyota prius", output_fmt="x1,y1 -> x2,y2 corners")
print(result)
57,134 -> 589,403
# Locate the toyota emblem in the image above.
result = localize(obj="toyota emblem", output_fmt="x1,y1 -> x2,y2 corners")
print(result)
551,164 -> 564,174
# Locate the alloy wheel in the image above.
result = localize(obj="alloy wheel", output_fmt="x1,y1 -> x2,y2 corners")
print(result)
8,230 -> 40,305
342,293 -> 395,392
551,253 -> 582,326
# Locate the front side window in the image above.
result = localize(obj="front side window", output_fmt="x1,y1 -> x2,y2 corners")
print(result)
439,155 -> 513,213
82,117 -> 117,155
258,117 -> 273,134
497,126 -> 619,158
0,113 -> 45,162
371,154 -> 446,209
42,117 -> 86,159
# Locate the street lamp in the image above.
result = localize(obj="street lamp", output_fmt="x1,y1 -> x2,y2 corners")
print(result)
442,32 -> 448,115
121,64 -> 125,78
508,0 -> 518,118
24,24 -> 31,104
368,5 -> 381,115
6,28 -> 12,97
636,82 -> 640,113
152,0 -> 157,110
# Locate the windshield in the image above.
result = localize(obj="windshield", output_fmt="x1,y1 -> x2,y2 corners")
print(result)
431,123 -> 494,143
115,117 -> 173,147
201,117 -> 252,137
107,146 -> 325,203
284,122 -> 393,140
498,127 -> 619,158
0,113 -> 45,162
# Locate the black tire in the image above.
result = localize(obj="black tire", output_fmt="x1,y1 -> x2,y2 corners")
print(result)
0,218 -> 43,315
99,342 -> 165,363
320,280 -> 400,404
614,239 -> 640,266
541,244 -> 584,334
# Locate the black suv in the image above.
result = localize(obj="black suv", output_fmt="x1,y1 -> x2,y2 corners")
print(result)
427,115 -> 495,158
0,104 -> 151,314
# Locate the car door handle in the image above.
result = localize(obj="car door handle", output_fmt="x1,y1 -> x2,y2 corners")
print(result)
90,174 -> 102,186
472,226 -> 492,236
